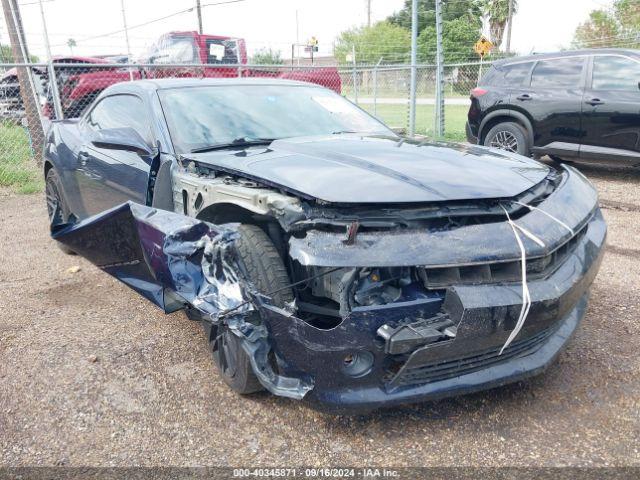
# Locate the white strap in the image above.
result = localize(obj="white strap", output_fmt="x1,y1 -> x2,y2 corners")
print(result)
499,205 -> 534,355
513,200 -> 575,236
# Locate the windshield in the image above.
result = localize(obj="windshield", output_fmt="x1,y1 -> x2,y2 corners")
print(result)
158,85 -> 393,153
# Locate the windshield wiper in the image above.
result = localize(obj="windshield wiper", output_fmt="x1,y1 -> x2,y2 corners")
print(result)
190,137 -> 276,153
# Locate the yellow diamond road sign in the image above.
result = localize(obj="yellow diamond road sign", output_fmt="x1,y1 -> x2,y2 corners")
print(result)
474,36 -> 493,58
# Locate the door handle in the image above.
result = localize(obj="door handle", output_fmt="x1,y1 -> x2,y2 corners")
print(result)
516,94 -> 532,101
586,98 -> 604,106
78,151 -> 90,166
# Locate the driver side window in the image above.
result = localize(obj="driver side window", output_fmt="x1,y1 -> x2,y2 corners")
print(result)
87,94 -> 151,143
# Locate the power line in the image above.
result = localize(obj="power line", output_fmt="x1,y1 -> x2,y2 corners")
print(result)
49,0 -> 246,47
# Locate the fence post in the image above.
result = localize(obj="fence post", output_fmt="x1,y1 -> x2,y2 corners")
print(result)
373,57 -> 382,117
435,0 -> 445,138
351,45 -> 358,104
408,0 -> 417,137
37,0 -> 63,119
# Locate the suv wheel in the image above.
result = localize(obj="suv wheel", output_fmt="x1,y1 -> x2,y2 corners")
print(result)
484,122 -> 530,156
210,224 -> 293,394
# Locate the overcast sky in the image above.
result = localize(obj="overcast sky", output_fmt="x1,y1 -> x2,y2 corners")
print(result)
3,0 -> 614,60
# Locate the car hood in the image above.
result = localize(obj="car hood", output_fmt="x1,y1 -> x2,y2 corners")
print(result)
188,135 -> 550,204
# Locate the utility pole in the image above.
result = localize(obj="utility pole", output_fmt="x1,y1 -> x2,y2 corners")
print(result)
435,0 -> 444,137
1,0 -> 45,159
120,0 -> 133,80
366,0 -> 371,27
408,0 -> 417,137
505,0 -> 514,54
295,9 -> 300,66
196,0 -> 203,34
38,0 -> 62,119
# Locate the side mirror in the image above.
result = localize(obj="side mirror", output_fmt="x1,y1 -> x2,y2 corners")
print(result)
91,127 -> 153,156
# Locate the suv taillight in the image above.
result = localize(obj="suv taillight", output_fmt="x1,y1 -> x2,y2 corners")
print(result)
470,87 -> 488,97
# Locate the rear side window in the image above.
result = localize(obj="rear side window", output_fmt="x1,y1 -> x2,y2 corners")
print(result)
502,62 -> 533,86
592,56 -> 640,91
87,94 -> 150,141
531,58 -> 584,88
479,66 -> 502,86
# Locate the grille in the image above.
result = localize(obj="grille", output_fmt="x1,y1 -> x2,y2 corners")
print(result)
417,226 -> 587,289
387,324 -> 556,390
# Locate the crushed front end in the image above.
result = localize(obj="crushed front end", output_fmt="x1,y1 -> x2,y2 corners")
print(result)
253,165 -> 605,413
52,164 -> 605,414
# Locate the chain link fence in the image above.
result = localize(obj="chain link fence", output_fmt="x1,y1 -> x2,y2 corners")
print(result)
0,59 -> 488,192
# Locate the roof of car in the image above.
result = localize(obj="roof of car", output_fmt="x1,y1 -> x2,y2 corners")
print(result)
105,77 -> 321,94
492,48 -> 640,67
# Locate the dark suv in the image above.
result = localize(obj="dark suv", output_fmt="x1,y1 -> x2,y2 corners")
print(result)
466,49 -> 640,164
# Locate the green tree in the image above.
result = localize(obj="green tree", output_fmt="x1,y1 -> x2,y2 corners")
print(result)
418,16 -> 482,63
387,0 -> 482,62
572,0 -> 640,48
388,0 -> 482,33
614,0 -> 640,31
0,44 -> 13,62
251,47 -> 283,65
0,44 -> 38,63
334,21 -> 411,64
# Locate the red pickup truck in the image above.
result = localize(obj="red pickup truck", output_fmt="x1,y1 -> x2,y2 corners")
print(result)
51,31 -> 342,118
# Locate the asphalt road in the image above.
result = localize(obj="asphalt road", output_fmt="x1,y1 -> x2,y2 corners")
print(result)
0,161 -> 638,467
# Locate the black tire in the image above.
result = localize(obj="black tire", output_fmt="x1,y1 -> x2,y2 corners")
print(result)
211,224 -> 293,394
483,122 -> 530,156
45,168 -> 76,255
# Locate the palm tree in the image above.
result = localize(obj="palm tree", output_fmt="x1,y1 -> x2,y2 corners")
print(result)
480,0 -> 517,50
67,38 -> 77,55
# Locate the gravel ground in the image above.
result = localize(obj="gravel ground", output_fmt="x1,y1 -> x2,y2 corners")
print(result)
0,161 -> 638,468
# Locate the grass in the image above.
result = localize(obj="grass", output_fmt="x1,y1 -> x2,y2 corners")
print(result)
362,103 -> 469,142
0,122 -> 42,194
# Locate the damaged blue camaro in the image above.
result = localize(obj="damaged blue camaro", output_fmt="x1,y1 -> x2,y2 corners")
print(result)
43,78 -> 606,413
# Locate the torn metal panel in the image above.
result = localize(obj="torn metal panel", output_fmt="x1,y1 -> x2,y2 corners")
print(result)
51,201 -> 241,315
50,201 -> 314,400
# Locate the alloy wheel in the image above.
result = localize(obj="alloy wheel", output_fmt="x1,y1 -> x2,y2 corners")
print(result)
489,130 -> 519,153
45,177 -> 64,224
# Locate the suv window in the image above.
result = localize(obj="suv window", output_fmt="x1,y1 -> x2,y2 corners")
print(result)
502,62 -> 533,86
87,94 -> 150,141
592,55 -> 640,91
531,58 -> 584,88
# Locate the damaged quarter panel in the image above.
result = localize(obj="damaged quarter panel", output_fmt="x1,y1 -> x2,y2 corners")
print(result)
45,78 -> 607,414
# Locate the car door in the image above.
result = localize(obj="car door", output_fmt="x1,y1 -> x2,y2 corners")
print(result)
76,94 -> 154,216
515,56 -> 587,157
579,54 -> 640,162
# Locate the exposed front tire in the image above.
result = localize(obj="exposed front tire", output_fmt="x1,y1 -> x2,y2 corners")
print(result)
483,122 -> 530,156
210,224 -> 293,395
45,168 -> 76,255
